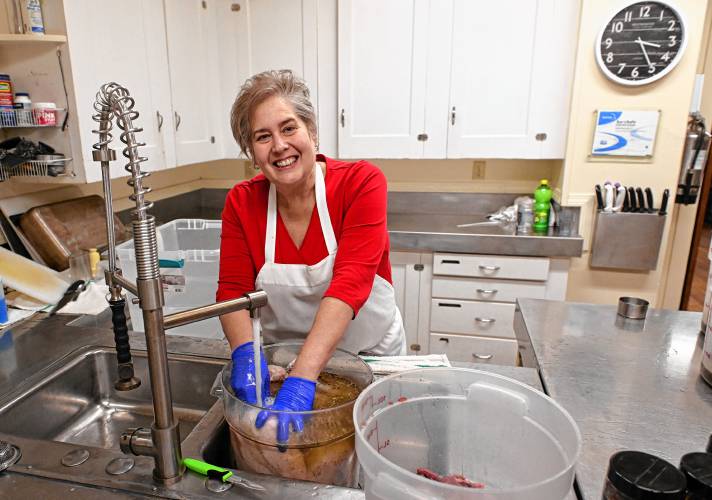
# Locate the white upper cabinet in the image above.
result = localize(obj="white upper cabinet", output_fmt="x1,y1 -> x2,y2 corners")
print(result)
337,0 -> 430,159
63,0 -> 174,182
164,0 -> 222,165
447,0 -> 578,158
215,0 -> 320,158
337,0 -> 578,159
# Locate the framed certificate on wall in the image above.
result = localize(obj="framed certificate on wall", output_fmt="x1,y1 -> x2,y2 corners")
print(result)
591,110 -> 660,157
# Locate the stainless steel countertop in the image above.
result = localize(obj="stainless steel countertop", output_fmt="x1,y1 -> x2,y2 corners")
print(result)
387,192 -> 583,257
514,299 -> 712,500
0,312 -> 561,498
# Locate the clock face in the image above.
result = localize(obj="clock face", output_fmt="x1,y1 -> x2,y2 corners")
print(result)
596,1 -> 686,86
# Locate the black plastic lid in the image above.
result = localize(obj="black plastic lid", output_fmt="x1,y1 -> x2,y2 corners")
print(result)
607,451 -> 686,499
14,92 -> 29,97
680,452 -> 712,496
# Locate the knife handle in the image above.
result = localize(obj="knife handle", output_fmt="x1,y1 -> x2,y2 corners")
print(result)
183,458 -> 233,482
635,188 -> 645,213
594,185 -> 604,210
628,187 -> 637,212
659,188 -> 670,216
644,187 -> 654,214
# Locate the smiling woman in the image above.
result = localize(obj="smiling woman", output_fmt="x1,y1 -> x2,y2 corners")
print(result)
217,70 -> 405,453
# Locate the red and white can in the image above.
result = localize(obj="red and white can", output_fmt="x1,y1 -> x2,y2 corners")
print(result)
32,102 -> 56,126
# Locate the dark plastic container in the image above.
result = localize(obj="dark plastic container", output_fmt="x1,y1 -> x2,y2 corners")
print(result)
679,452 -> 712,500
602,451 -> 686,499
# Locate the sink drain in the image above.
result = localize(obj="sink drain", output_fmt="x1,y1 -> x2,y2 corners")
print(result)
61,449 -> 90,467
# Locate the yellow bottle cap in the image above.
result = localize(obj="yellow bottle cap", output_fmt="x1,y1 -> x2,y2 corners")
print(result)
88,248 -> 100,278
540,179 -> 549,186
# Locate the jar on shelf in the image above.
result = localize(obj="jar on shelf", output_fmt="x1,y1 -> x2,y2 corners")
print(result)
32,102 -> 56,126
14,92 -> 31,126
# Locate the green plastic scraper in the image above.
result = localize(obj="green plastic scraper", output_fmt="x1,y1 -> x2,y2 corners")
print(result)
183,457 -> 265,491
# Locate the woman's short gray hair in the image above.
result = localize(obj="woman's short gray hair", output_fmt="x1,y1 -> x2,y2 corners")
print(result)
230,69 -> 317,160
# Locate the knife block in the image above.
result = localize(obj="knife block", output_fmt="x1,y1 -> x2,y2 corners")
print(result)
590,211 -> 666,271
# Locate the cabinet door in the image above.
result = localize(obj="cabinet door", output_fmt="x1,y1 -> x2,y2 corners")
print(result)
390,251 -> 423,355
64,0 -> 174,182
216,0 -> 319,158
337,0 -> 431,158
447,0 -> 575,158
164,0 -> 222,165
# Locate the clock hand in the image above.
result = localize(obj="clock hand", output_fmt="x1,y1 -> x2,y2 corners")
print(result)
639,39 -> 662,48
635,37 -> 654,67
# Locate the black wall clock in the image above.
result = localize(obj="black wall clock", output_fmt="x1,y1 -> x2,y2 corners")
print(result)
596,1 -> 687,86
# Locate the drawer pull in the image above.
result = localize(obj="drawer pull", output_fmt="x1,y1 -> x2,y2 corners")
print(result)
438,337 -> 449,343
476,288 -> 498,295
478,265 -> 501,272
472,353 -> 493,360
475,317 -> 496,324
441,259 -> 461,264
438,302 -> 462,308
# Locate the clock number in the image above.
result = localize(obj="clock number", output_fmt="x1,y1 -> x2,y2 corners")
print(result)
617,63 -> 626,74
661,51 -> 671,62
659,8 -> 665,21
605,37 -> 613,49
648,65 -> 656,74
611,21 -> 624,33
631,67 -> 639,78
639,5 -> 651,17
668,19 -> 676,31
668,35 -> 677,46
606,52 -> 614,63
624,10 -> 632,22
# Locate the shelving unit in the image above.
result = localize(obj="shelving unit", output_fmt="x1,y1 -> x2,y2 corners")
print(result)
0,34 -> 67,44
0,158 -> 72,181
0,108 -> 66,128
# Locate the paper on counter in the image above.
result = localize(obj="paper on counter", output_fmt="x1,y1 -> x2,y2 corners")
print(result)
0,308 -> 36,330
359,354 -> 451,375
58,281 -> 110,315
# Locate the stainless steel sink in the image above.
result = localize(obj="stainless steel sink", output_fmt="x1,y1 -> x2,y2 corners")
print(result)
0,346 -> 223,450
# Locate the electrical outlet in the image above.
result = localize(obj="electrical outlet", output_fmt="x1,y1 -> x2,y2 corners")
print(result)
471,161 -> 485,179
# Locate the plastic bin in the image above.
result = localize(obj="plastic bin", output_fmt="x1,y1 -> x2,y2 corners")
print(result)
116,219 -> 222,339
353,368 -> 581,500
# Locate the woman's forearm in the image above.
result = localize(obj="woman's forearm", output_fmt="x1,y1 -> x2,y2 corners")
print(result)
219,309 -> 254,351
289,296 -> 354,381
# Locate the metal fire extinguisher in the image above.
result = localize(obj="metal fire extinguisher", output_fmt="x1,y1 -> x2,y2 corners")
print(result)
676,112 -> 712,205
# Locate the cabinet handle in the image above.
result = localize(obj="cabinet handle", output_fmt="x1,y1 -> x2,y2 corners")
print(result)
156,110 -> 164,132
441,259 -> 460,264
438,302 -> 461,308
451,106 -> 456,125
438,337 -> 449,344
476,288 -> 498,295
472,353 -> 493,360
174,111 -> 181,131
340,108 -> 345,127
475,317 -> 496,324
478,265 -> 500,272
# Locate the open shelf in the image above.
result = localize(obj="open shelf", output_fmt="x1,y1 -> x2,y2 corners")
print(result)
0,108 -> 66,128
0,158 -> 72,181
0,34 -> 67,45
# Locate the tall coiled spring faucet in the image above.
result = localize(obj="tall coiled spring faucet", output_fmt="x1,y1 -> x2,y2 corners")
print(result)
91,82 -> 267,484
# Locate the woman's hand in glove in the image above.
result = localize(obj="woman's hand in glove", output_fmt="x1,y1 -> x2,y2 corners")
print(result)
255,376 -> 316,446
230,341 -> 270,405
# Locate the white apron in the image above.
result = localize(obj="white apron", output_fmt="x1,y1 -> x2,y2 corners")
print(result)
255,165 -> 405,355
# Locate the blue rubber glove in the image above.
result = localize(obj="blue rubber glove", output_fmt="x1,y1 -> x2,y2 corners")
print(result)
255,376 -> 316,445
230,341 -> 270,405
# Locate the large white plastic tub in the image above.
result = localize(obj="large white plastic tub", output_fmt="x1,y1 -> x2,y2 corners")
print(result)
353,368 -> 581,500
116,219 -> 222,339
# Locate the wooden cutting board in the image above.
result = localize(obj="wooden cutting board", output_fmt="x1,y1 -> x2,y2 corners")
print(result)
19,195 -> 129,271
0,247 -> 68,304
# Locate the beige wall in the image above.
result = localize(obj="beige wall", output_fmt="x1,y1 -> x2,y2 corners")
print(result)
561,0 -> 709,307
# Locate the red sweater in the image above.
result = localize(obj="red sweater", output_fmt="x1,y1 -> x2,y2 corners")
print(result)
217,155 -> 392,316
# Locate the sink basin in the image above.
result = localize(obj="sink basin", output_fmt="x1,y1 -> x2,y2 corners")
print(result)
0,346 -> 224,450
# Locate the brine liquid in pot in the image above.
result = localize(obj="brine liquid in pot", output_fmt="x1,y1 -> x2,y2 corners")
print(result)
269,371 -> 361,409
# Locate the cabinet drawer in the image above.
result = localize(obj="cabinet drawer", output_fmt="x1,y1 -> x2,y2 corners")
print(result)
431,277 -> 547,303
430,299 -> 515,338
430,334 -> 518,365
433,253 -> 549,281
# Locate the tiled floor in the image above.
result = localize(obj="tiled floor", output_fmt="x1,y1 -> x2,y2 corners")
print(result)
686,224 -> 712,311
